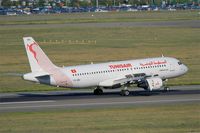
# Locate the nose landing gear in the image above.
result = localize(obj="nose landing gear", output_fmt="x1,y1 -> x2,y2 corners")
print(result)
163,79 -> 170,92
163,86 -> 170,92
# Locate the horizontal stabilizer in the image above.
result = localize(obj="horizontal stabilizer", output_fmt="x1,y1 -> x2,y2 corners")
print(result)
23,71 -> 50,79
33,71 -> 50,77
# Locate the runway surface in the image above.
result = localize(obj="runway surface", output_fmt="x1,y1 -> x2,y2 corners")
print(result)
0,85 -> 200,112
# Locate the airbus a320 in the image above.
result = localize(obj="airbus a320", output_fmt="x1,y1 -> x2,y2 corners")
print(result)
22,37 -> 188,96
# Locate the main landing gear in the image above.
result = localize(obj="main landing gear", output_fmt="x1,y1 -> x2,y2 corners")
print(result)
120,87 -> 130,96
93,87 -> 130,96
93,87 -> 103,95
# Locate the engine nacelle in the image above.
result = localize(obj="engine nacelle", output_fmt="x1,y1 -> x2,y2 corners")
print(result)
137,77 -> 163,91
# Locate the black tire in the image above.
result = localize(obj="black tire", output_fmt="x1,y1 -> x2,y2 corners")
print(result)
144,91 -> 152,96
120,90 -> 130,96
164,87 -> 170,92
94,89 -> 103,95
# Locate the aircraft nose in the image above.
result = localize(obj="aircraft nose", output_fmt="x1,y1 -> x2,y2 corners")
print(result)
183,64 -> 188,73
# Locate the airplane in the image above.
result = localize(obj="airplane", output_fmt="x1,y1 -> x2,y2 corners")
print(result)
22,37 -> 188,96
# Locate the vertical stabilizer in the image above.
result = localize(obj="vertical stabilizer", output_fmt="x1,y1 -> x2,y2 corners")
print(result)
23,37 -> 56,72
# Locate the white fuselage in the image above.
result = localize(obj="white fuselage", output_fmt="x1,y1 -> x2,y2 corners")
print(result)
61,57 -> 188,88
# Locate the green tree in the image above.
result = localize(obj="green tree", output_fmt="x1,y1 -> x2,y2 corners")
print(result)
38,0 -> 46,6
71,0 -> 80,7
12,1 -> 20,7
1,0 -> 12,7
79,1 -> 91,7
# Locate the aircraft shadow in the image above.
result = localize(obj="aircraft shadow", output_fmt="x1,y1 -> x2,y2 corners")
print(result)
1,89 -> 190,103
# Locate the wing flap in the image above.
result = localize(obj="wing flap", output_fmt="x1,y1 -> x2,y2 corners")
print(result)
99,73 -> 150,87
99,75 -> 134,87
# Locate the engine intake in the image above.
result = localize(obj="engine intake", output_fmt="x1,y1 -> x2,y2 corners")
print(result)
137,77 -> 163,91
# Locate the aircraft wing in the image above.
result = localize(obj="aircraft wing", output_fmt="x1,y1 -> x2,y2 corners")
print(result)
99,73 -> 147,87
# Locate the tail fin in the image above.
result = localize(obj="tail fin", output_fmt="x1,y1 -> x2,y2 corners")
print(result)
23,37 -> 56,72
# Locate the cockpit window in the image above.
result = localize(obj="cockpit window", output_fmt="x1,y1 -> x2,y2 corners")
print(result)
178,61 -> 183,65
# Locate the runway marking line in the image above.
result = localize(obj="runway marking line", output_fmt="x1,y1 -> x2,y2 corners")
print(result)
0,100 -> 55,105
0,98 -> 200,110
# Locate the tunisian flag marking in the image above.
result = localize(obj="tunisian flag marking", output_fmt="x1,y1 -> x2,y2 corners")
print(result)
71,69 -> 77,73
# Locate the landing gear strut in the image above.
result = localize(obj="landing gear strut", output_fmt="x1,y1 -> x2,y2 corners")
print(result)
120,87 -> 130,96
163,79 -> 170,92
164,86 -> 170,92
94,87 -> 103,95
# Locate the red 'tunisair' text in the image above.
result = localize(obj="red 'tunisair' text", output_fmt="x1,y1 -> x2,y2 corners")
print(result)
109,63 -> 132,69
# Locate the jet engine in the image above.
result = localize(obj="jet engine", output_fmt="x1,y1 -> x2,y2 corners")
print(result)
137,77 -> 163,91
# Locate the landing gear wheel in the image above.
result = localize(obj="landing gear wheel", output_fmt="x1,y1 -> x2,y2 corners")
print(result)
120,90 -> 130,96
94,88 -> 103,95
145,90 -> 152,96
164,87 -> 170,92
